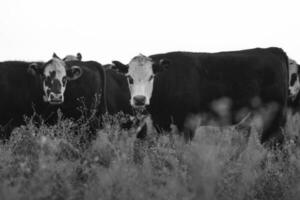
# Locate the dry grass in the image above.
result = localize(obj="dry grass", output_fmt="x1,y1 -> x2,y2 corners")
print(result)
0,111 -> 299,200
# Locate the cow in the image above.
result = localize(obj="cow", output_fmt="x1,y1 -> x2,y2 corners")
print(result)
63,53 -> 82,62
0,53 -> 132,141
28,54 -> 132,126
112,47 -> 289,145
36,54 -> 132,118
41,54 -> 106,121
0,60 -> 45,140
0,54 -> 90,140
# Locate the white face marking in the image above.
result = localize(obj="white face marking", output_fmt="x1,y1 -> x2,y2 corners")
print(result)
43,58 -> 67,104
288,59 -> 300,100
127,55 -> 154,107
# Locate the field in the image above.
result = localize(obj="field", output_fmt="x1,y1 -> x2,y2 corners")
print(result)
0,111 -> 300,200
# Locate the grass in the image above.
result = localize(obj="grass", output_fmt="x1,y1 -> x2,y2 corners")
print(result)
0,111 -> 299,200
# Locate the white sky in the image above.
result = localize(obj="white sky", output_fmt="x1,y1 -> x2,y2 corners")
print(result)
0,0 -> 299,64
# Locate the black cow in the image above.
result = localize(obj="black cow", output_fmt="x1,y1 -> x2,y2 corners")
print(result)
59,61 -> 132,120
46,58 -> 107,121
39,57 -> 132,127
32,54 -> 132,119
0,61 -> 45,140
113,47 -> 289,144
0,54 -> 94,140
0,54 -> 131,141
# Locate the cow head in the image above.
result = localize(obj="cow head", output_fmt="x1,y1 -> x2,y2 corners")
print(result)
28,53 -> 83,105
63,53 -> 82,62
112,54 -> 169,109
288,58 -> 300,101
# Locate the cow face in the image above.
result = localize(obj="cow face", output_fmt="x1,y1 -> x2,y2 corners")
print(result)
28,53 -> 83,105
288,59 -> 300,101
127,55 -> 155,108
113,54 -> 169,109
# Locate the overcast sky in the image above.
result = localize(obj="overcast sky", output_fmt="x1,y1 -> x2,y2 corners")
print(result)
0,0 -> 299,64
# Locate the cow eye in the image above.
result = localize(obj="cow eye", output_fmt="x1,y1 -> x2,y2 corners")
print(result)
45,77 -> 52,86
291,74 -> 297,85
127,75 -> 134,84
149,75 -> 155,81
62,76 -> 67,85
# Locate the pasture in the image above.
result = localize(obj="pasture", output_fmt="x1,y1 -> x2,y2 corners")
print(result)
0,110 -> 299,200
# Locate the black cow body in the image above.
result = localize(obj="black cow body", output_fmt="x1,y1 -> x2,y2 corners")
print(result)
0,61 -> 46,140
104,68 -> 132,115
60,61 -> 132,120
58,60 -> 106,121
147,48 -> 288,143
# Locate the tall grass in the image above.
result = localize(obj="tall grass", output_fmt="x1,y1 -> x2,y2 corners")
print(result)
0,111 -> 299,200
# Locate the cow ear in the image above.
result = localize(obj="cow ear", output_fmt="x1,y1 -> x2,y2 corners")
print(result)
153,58 -> 170,74
159,58 -> 170,68
67,65 -> 83,80
112,61 -> 128,74
28,62 -> 43,75
77,53 -> 82,61
53,52 -> 61,59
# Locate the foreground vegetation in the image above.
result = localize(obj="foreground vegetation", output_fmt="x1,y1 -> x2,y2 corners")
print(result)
0,112 -> 300,200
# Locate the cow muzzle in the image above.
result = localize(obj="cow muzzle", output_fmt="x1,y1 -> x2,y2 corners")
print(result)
133,95 -> 146,107
44,92 -> 64,104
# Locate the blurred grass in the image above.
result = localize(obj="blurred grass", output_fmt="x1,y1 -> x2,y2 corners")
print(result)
0,110 -> 299,200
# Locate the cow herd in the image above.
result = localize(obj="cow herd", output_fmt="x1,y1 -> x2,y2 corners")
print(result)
0,47 -> 299,146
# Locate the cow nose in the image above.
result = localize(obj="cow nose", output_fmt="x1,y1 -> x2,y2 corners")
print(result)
49,93 -> 63,103
133,95 -> 146,106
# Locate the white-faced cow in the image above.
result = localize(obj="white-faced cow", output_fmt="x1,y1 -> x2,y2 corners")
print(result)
113,55 -> 154,107
0,53 -> 87,140
29,53 -> 83,105
0,53 -> 132,141
29,53 -> 132,123
113,47 -> 289,145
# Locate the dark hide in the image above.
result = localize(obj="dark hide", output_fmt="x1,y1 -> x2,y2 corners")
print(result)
0,60 -> 132,141
0,61 -> 46,140
148,47 -> 288,144
104,69 -> 132,115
